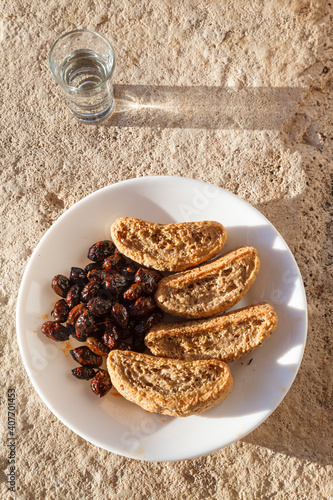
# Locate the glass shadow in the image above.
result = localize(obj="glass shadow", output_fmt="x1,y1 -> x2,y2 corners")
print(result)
106,84 -> 305,130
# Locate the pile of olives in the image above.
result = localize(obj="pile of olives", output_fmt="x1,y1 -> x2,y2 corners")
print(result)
41,240 -> 163,397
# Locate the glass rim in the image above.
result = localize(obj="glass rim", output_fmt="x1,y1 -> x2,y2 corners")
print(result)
48,29 -> 116,92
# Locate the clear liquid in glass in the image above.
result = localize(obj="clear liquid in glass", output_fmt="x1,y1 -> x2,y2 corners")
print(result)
58,49 -> 114,124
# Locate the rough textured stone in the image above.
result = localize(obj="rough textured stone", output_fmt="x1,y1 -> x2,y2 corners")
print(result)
0,0 -> 332,499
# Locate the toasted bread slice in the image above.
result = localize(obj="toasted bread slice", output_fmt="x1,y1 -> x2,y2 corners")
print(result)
110,217 -> 227,272
107,350 -> 233,417
154,246 -> 260,319
145,302 -> 278,363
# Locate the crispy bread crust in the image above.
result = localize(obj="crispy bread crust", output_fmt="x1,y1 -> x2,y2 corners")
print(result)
145,302 -> 278,362
110,218 -> 227,271
154,246 -> 260,318
107,351 -> 234,417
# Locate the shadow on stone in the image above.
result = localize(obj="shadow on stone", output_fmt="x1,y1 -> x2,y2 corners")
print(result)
238,194 -> 331,467
105,85 -> 305,130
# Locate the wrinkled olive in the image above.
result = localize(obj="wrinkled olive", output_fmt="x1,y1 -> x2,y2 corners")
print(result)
102,273 -> 128,299
120,263 -> 137,280
72,366 -> 96,380
69,267 -> 87,287
65,323 -> 76,337
87,296 -> 112,317
128,296 -> 156,317
52,274 -> 70,298
85,262 -> 102,274
75,310 -> 98,341
123,283 -> 144,301
87,268 -> 111,283
87,240 -> 115,262
86,336 -> 110,356
91,369 -> 112,397
103,322 -> 122,349
41,321 -> 71,341
91,322 -> 108,338
135,268 -> 162,295
103,253 -> 125,271
66,284 -> 81,309
81,281 -> 102,303
112,302 -> 129,328
67,303 -> 87,326
51,299 -> 69,322
70,346 -> 102,367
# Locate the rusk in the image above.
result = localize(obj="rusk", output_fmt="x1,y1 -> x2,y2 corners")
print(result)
110,217 -> 227,271
107,350 -> 233,417
145,302 -> 278,363
154,246 -> 260,318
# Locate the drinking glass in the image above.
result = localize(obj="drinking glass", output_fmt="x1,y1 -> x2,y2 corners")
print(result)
48,29 -> 116,124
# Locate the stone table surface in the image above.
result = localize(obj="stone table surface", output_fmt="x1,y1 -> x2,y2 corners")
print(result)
0,1 -> 332,499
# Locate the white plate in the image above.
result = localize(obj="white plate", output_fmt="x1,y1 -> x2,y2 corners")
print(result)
16,176 -> 307,461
